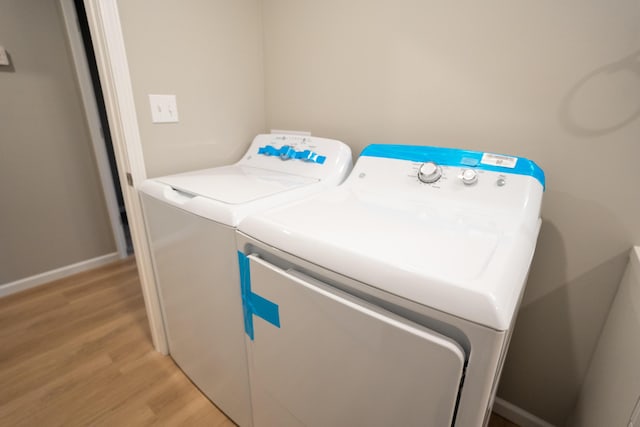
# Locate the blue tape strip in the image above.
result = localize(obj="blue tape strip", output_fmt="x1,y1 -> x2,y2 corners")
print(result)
250,293 -> 281,329
361,144 -> 545,190
237,251 -> 281,340
258,145 -> 326,164
237,251 -> 254,340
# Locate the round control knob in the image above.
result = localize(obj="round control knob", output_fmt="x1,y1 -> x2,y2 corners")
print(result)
418,162 -> 442,184
461,169 -> 478,185
278,145 -> 293,160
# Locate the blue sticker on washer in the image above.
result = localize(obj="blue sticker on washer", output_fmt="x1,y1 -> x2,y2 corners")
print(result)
361,144 -> 545,189
238,251 -> 281,340
258,145 -> 326,164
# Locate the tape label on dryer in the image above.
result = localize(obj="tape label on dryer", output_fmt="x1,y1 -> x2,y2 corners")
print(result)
481,153 -> 518,169
237,251 -> 281,341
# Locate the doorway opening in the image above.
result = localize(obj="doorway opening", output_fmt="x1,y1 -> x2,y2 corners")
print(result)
72,0 -> 133,254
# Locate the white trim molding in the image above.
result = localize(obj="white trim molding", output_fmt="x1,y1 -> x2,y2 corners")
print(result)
59,0 -> 128,259
494,397 -> 557,427
83,0 -> 168,354
0,253 -> 119,298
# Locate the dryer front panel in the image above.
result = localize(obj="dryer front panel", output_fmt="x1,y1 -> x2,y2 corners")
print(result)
242,254 -> 466,427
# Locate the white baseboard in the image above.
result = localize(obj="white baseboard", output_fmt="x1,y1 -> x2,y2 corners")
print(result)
494,397 -> 556,427
0,252 -> 120,298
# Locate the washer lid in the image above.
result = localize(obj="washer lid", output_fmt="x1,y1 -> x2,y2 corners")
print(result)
156,165 -> 318,204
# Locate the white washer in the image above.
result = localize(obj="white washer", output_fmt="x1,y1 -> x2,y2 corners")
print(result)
236,144 -> 545,427
138,134 -> 352,427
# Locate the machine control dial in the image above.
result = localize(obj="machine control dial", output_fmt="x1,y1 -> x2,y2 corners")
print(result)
418,162 -> 442,184
461,169 -> 478,185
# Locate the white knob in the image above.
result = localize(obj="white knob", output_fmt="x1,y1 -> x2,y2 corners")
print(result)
461,169 -> 478,185
418,162 -> 442,183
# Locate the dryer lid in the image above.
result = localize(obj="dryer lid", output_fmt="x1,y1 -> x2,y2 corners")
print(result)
238,146 -> 544,330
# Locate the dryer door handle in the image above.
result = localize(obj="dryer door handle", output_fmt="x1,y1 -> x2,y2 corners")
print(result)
162,186 -> 196,205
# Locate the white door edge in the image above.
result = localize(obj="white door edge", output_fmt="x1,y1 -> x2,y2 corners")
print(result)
59,0 -> 128,259
81,0 -> 168,354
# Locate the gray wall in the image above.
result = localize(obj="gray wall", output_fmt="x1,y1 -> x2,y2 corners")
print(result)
0,0 -> 115,285
260,1 -> 640,425
116,0 -> 266,178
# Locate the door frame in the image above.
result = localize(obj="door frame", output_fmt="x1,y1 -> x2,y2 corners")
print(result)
65,0 -> 168,353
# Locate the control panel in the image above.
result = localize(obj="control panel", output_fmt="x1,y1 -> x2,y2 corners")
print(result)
359,144 -> 545,190
349,144 -> 545,228
416,162 -> 480,186
257,143 -> 326,164
239,134 -> 353,183
410,162 -> 512,190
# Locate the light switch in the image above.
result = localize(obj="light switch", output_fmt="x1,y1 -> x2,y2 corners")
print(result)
0,46 -> 10,66
149,94 -> 179,123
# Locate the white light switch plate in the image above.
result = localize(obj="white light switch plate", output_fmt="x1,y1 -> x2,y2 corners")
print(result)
0,46 -> 10,66
149,94 -> 179,123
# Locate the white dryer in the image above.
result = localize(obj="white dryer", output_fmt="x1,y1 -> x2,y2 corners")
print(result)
236,144 -> 544,426
138,134 -> 352,427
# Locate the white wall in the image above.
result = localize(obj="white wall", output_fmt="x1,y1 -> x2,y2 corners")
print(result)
0,0 -> 115,285
116,0 -> 266,178
261,1 -> 640,424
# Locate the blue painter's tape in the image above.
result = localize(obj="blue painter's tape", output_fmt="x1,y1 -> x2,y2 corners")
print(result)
257,145 -> 326,164
460,157 -> 479,167
361,144 -> 545,190
237,251 -> 281,340
251,293 -> 281,328
237,251 -> 254,340
294,149 -> 327,164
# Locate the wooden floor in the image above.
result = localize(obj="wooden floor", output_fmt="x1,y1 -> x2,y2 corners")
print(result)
0,257 -> 517,426
0,258 -> 231,426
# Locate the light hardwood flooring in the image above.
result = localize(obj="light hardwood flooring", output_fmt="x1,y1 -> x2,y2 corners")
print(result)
0,257 -> 517,426
0,257 -> 230,426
